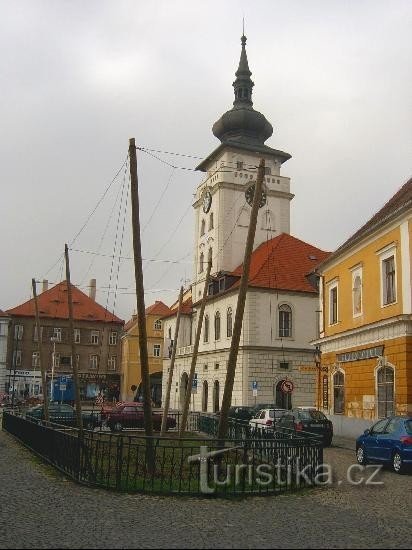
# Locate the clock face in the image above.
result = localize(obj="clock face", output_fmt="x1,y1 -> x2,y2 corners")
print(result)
202,190 -> 212,213
245,184 -> 267,208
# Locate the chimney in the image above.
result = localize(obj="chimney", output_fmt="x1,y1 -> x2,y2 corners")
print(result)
89,279 -> 96,301
42,279 -> 48,293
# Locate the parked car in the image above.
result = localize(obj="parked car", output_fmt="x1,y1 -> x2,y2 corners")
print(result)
25,404 -> 100,429
356,415 -> 412,474
105,403 -> 176,432
227,406 -> 256,422
249,408 -> 288,431
277,408 -> 333,446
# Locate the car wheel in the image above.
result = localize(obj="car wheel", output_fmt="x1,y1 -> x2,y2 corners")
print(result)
113,422 -> 123,432
392,451 -> 405,474
356,445 -> 367,465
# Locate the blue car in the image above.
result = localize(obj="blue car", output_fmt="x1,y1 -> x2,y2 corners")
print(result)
356,415 -> 412,473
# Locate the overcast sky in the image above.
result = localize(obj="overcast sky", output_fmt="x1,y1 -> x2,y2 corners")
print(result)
1,0 -> 411,321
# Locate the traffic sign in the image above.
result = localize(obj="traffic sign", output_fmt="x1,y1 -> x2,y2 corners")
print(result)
280,380 -> 294,394
252,389 -> 258,397
59,384 -> 66,391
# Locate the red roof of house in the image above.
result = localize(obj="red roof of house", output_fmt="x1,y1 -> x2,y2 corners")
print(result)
231,233 -> 330,293
145,301 -> 172,317
161,297 -> 193,319
6,281 -> 124,324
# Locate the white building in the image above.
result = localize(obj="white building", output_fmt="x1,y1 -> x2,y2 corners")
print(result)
162,35 -> 329,412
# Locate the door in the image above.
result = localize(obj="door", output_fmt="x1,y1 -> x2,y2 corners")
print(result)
364,418 -> 390,460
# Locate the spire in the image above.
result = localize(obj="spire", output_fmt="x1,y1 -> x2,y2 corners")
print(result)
232,34 -> 254,107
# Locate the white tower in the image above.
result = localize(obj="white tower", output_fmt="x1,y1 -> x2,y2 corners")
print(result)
192,35 -> 294,301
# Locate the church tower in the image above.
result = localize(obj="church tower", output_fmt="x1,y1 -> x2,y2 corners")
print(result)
192,35 -> 294,301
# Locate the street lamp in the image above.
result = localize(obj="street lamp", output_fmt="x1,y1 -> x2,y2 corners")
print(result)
314,346 -> 322,410
50,336 -> 59,402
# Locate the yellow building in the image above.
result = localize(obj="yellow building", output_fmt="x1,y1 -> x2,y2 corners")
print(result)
120,301 -> 171,404
314,178 -> 412,436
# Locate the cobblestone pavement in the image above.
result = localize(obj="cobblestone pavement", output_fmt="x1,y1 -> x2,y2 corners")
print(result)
0,431 -> 411,549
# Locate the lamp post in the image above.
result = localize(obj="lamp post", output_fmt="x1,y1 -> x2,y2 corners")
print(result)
314,346 -> 322,410
50,337 -> 58,402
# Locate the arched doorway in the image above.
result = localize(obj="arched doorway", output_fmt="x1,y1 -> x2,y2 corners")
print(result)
180,372 -> 189,409
202,381 -> 208,412
274,380 -> 292,410
213,380 -> 220,413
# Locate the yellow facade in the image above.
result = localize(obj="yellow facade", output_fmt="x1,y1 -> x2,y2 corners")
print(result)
120,313 -> 165,403
317,205 -> 412,422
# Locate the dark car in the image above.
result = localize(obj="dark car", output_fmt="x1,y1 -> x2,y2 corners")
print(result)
356,415 -> 412,473
277,408 -> 333,446
26,404 -> 100,429
227,406 -> 256,422
105,403 -> 176,432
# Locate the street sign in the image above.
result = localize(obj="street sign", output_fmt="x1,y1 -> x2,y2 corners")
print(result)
252,389 -> 258,397
280,380 -> 294,394
59,384 -> 66,391
252,381 -> 258,390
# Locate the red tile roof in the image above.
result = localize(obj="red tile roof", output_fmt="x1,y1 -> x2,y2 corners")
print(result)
6,281 -> 124,324
161,297 -> 193,319
145,301 -> 172,317
324,177 -> 412,264
231,233 -> 330,293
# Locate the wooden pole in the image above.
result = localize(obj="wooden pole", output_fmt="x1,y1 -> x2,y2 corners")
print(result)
129,138 -> 154,439
179,261 -> 212,437
32,279 -> 49,422
160,286 -> 183,436
218,159 -> 265,442
64,244 -> 83,436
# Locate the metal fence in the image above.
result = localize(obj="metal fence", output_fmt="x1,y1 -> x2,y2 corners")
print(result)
2,411 -> 323,496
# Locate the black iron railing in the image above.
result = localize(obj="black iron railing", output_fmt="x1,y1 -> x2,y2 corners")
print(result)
3,411 -> 323,496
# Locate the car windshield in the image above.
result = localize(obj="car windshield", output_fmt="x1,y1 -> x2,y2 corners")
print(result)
405,420 -> 412,435
299,410 -> 327,421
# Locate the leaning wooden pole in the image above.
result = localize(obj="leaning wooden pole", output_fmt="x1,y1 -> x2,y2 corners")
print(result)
218,158 -> 265,442
64,244 -> 83,436
161,286 -> 183,436
179,261 -> 212,437
129,138 -> 154,440
32,278 -> 49,422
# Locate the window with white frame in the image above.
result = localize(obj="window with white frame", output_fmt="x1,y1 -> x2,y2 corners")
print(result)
53,327 -> 62,342
33,326 -> 43,342
74,329 -> 81,344
199,252 -> 204,273
108,355 -> 117,370
13,350 -> 22,366
204,315 -> 209,343
333,371 -> 345,414
381,253 -> 396,305
89,355 -> 99,369
329,282 -> 338,325
214,311 -> 221,341
90,330 -> 99,345
153,344 -> 161,357
154,320 -> 162,331
377,365 -> 394,418
14,324 -> 23,340
352,268 -> 362,317
278,304 -> 292,337
32,351 -> 40,367
109,331 -> 118,345
54,353 -> 60,367
227,307 -> 233,338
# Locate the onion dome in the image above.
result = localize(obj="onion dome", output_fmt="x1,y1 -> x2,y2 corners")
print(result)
212,35 -> 273,146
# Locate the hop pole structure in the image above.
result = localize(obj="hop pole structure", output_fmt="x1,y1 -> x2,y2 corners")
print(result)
161,285 -> 183,436
31,278 -> 49,422
218,158 -> 265,442
179,261 -> 212,438
129,138 -> 155,469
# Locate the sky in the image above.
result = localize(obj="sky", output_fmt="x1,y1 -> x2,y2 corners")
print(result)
1,0 -> 411,321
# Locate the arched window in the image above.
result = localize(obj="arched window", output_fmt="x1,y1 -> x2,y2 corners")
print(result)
199,252 -> 204,273
203,315 -> 209,343
208,247 -> 213,267
226,307 -> 233,338
278,304 -> 292,338
377,365 -> 394,418
202,381 -> 208,412
333,371 -> 345,414
209,213 -> 214,230
200,219 -> 205,236
353,275 -> 362,315
213,380 -> 220,412
214,311 -> 221,340
274,380 -> 292,410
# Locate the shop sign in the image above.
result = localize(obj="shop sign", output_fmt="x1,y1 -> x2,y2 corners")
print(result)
337,346 -> 384,363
